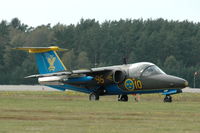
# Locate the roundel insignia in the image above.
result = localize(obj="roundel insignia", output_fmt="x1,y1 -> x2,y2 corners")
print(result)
124,79 -> 135,90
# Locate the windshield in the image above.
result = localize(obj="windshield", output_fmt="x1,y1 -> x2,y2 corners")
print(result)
141,65 -> 166,77
128,62 -> 153,78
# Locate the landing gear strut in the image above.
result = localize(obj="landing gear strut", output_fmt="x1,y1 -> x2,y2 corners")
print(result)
89,86 -> 106,101
118,95 -> 128,102
163,95 -> 172,102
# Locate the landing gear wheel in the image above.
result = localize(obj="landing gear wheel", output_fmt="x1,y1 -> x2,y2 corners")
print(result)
163,95 -> 172,103
118,95 -> 128,102
89,93 -> 99,101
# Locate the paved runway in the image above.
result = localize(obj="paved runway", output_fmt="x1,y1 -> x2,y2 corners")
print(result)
182,87 -> 200,93
0,85 -> 59,91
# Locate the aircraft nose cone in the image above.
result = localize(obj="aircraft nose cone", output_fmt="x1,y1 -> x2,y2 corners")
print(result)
184,80 -> 189,87
167,75 -> 188,88
142,74 -> 188,89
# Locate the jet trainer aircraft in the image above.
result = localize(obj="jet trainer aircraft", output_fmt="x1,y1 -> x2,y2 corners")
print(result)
15,46 -> 188,102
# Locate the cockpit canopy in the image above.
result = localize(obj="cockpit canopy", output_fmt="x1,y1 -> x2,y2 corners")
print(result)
128,62 -> 165,78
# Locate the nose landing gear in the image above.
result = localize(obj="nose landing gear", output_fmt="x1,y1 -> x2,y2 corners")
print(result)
118,95 -> 128,102
163,95 -> 172,102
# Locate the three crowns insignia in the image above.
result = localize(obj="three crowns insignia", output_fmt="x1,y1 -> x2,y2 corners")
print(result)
48,55 -> 56,71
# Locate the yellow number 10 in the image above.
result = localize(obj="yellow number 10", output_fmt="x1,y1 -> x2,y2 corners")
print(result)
134,80 -> 142,89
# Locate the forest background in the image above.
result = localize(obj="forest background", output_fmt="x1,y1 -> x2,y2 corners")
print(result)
0,18 -> 200,87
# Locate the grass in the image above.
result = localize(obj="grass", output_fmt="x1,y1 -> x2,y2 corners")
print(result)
0,91 -> 200,133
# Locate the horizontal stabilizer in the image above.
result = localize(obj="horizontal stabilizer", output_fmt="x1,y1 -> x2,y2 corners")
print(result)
14,46 -> 67,53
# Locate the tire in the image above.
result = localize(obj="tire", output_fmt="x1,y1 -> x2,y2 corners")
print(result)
89,93 -> 99,101
164,95 -> 172,103
118,95 -> 128,102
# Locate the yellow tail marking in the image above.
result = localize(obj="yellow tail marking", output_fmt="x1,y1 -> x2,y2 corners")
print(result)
48,55 -> 56,71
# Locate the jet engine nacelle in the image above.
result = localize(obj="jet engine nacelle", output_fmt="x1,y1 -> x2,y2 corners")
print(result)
112,70 -> 126,83
38,76 -> 66,85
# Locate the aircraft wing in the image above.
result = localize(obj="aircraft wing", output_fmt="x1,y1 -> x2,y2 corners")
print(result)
25,68 -> 112,78
25,66 -> 126,85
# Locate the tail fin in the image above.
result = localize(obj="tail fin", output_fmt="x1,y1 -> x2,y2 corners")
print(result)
15,46 -> 67,74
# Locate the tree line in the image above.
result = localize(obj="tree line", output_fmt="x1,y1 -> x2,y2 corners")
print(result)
0,18 -> 200,87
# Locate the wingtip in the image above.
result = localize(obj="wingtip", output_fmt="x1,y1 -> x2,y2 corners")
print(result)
24,75 -> 40,78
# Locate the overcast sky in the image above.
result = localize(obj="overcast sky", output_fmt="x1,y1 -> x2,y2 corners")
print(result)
0,0 -> 199,27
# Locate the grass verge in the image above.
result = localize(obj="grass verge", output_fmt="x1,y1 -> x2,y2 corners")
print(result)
0,91 -> 200,133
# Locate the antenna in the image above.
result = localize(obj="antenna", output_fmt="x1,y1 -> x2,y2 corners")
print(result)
94,54 -> 97,68
123,57 -> 127,65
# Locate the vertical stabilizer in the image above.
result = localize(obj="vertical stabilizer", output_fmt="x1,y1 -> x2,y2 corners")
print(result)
15,46 -> 67,74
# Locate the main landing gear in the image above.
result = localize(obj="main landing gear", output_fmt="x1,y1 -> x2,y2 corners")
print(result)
89,92 -> 99,101
89,86 -> 106,101
118,95 -> 128,102
163,95 -> 172,102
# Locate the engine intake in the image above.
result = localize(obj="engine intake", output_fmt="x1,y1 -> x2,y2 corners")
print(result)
113,70 -> 126,83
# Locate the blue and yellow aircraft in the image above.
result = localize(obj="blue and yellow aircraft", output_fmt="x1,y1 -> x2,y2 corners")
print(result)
15,46 -> 188,102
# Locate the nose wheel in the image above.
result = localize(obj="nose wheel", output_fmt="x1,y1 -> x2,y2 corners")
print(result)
118,95 -> 128,102
163,95 -> 172,102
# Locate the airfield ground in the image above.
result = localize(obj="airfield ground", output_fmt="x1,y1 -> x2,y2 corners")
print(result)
0,90 -> 200,133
